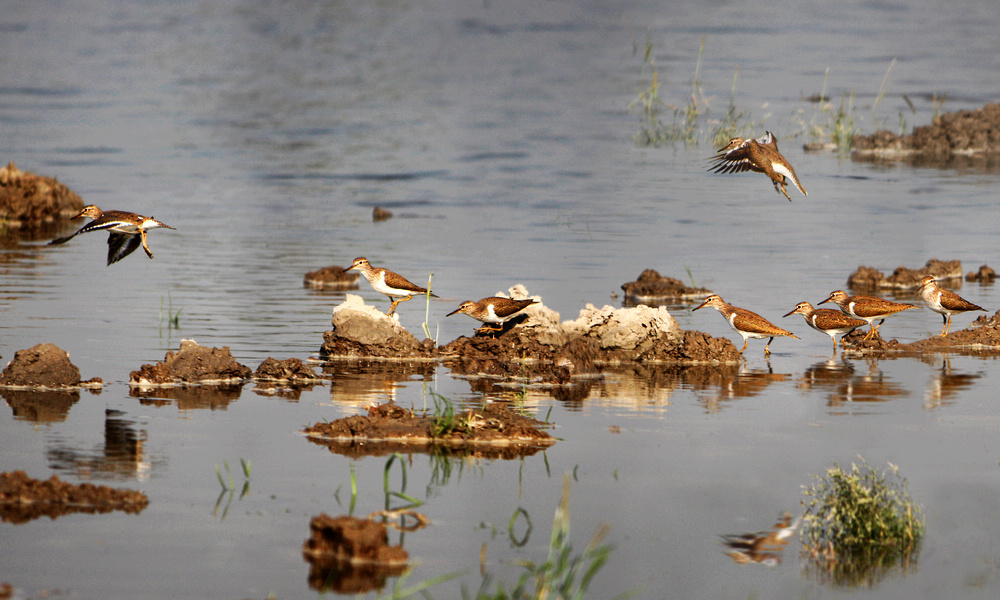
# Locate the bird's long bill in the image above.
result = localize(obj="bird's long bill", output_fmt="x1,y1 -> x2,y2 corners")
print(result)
817,295 -> 833,305
782,308 -> 799,318
446,307 -> 462,317
692,299 -> 710,311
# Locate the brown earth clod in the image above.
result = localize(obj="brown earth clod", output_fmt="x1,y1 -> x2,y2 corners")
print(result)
304,265 -> 360,290
302,512 -> 409,594
129,339 -> 252,386
621,269 -> 713,305
846,258 -> 963,291
0,162 -> 84,228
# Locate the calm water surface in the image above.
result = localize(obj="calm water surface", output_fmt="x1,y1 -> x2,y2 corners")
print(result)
3,1 -> 1000,598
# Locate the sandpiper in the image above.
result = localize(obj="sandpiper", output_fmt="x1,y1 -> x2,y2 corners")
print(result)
917,276 -> 985,336
48,204 -> 175,266
708,131 -> 807,201
347,257 -> 437,317
818,290 -> 919,341
693,294 -> 798,355
783,301 -> 868,352
447,296 -> 538,334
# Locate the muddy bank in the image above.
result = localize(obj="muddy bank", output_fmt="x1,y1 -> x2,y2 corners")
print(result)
852,103 -> 1000,165
0,162 -> 84,228
0,470 -> 148,524
846,259 -> 963,291
303,401 -> 555,459
129,339 -> 252,386
0,343 -> 101,389
832,311 -> 1000,357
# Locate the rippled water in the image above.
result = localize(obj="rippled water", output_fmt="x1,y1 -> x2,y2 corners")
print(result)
3,1 -> 1000,598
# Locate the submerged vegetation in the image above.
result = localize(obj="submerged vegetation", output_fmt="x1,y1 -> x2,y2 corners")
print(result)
800,459 -> 923,587
629,35 -> 763,148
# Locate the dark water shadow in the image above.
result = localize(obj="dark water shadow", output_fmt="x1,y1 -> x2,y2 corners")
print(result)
45,409 -> 162,481
129,383 -> 245,410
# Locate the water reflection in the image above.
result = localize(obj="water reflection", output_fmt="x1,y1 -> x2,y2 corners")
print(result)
322,360 -> 436,408
129,384 -> 244,410
799,358 -> 907,410
691,365 -> 791,413
1,388 -> 81,422
46,409 -> 157,481
252,381 -> 320,402
721,512 -> 801,567
921,355 -> 983,410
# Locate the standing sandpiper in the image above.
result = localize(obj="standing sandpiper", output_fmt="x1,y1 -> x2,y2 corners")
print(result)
708,131 -> 807,201
818,290 -> 919,341
917,276 -> 985,336
693,294 -> 799,355
447,296 -> 538,334
48,204 -> 175,266
783,301 -> 868,352
347,257 -> 437,317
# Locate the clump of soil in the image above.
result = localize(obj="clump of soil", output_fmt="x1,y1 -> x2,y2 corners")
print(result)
129,339 -> 252,386
966,264 -> 996,283
303,264 -> 359,290
0,470 -> 148,524
303,401 -> 555,459
853,103 -> 1000,163
0,343 -> 101,389
302,513 -> 408,594
620,269 -> 713,305
846,259 -> 963,290
254,357 -> 322,382
0,162 -> 84,228
372,206 -> 393,222
901,310 -> 1000,353
319,295 -> 434,359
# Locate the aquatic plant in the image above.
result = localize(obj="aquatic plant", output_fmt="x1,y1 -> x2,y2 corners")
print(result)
630,36 -> 760,148
800,459 -> 923,587
468,474 -> 625,600
213,458 -> 251,519
159,293 -> 181,331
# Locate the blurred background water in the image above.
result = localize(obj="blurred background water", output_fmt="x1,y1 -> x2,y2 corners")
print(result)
3,1 -> 1000,598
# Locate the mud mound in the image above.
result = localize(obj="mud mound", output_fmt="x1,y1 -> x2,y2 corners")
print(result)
902,310 -> 1000,353
319,295 -> 433,359
853,103 -> 1000,163
0,162 -> 84,228
0,470 -> 148,524
303,401 -> 555,459
303,264 -> 359,290
966,264 -> 996,282
846,259 -> 963,290
0,343 -> 101,389
621,269 -> 713,305
129,339 -> 252,386
254,357 -> 322,382
302,513 -> 408,594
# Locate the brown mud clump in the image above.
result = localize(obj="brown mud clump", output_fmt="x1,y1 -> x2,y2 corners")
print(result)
846,259 -> 963,291
304,264 -> 360,290
129,339 -> 252,386
621,269 -> 713,306
303,401 -> 555,459
901,310 -> 1000,354
1,470 -> 148,524
254,357 -> 322,382
0,162 -> 84,228
966,265 -> 996,283
0,343 -> 101,389
302,513 -> 408,594
320,295 -> 434,359
853,103 -> 1000,165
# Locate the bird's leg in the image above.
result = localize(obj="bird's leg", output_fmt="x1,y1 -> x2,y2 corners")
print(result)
941,314 -> 950,336
764,337 -> 774,355
140,230 -> 155,259
386,299 -> 400,316
739,339 -> 748,354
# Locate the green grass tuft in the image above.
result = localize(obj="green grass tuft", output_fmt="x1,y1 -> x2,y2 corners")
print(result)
800,459 -> 923,587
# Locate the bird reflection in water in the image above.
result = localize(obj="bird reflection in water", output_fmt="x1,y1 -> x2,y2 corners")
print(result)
721,512 -> 802,566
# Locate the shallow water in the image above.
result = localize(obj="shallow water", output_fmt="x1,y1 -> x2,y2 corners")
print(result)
3,0 -> 1000,598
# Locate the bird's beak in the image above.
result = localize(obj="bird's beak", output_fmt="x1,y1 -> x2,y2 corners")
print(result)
782,308 -> 798,318
446,307 -> 462,317
692,300 -> 709,311
817,296 -> 832,305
